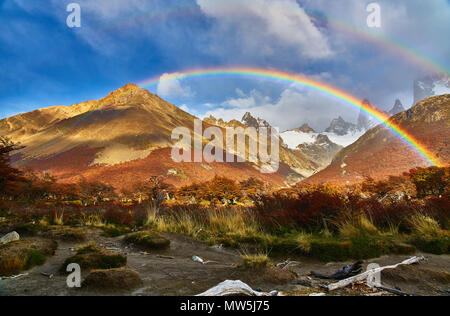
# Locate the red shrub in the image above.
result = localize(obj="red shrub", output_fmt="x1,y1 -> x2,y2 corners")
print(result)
286,191 -> 346,230
253,191 -> 346,231
103,208 -> 133,226
424,195 -> 450,229
358,198 -> 423,231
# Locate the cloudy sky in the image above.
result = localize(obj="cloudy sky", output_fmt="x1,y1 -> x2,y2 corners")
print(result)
1,0 -> 449,131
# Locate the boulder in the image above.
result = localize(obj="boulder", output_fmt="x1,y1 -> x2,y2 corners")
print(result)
0,231 -> 20,245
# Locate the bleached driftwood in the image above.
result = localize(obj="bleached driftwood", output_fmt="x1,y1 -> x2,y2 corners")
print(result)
327,256 -> 425,291
0,273 -> 29,281
197,280 -> 277,297
309,293 -> 326,297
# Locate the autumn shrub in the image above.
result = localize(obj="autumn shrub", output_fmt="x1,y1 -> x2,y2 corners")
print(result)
103,208 -> 133,226
203,176 -> 243,204
356,197 -> 423,232
424,195 -> 450,229
253,190 -> 347,232
407,166 -> 449,198
251,193 -> 297,229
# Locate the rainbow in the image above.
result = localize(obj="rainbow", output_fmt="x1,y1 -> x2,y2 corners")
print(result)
138,67 -> 442,167
100,4 -> 449,76
310,13 -> 449,76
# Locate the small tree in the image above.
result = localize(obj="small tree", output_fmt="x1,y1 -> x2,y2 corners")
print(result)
204,176 -> 242,205
133,176 -> 172,216
19,171 -> 56,202
407,167 -> 449,198
78,178 -> 116,205
176,182 -> 205,203
0,137 -> 25,199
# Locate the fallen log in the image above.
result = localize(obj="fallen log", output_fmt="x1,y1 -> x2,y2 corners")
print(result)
196,280 -> 278,297
327,256 -> 425,291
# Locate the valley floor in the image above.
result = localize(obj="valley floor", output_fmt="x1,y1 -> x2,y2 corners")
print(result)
1,229 -> 448,296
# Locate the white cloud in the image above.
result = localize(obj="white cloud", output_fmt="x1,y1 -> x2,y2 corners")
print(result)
303,0 -> 450,71
156,73 -> 195,98
196,0 -> 333,59
222,90 -> 271,108
204,88 -> 360,132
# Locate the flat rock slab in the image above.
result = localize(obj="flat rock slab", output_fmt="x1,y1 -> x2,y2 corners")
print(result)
0,231 -> 20,245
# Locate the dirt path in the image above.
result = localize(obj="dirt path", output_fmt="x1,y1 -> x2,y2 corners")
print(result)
0,231 -> 449,296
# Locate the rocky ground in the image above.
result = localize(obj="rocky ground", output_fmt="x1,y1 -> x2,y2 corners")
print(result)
0,228 -> 449,296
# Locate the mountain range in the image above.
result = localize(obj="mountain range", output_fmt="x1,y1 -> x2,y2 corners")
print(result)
0,84 -> 317,189
307,94 -> 450,184
1,83 -> 448,189
414,75 -> 450,105
278,99 -> 408,170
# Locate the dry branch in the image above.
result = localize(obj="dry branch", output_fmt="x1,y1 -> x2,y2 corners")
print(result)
327,256 -> 425,291
367,283 -> 420,296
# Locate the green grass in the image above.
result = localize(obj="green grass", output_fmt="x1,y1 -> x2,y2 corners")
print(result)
0,239 -> 57,276
24,250 -> 46,269
240,252 -> 271,270
408,214 -> 450,255
149,209 -> 425,262
101,225 -> 131,238
124,231 -> 171,250
60,243 -> 127,273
